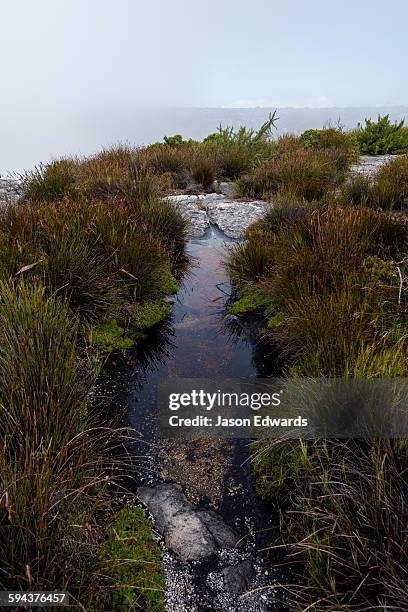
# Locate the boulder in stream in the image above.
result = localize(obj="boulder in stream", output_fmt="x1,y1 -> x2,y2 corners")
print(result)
138,484 -> 239,562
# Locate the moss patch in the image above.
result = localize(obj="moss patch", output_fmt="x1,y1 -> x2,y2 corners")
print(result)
99,507 -> 165,612
132,300 -> 170,331
91,319 -> 134,352
159,269 -> 178,294
267,311 -> 285,328
230,292 -> 266,315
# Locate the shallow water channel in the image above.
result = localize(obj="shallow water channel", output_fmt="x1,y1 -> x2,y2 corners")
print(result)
101,226 -> 286,611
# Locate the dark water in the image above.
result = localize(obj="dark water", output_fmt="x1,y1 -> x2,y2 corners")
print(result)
124,226 -> 276,495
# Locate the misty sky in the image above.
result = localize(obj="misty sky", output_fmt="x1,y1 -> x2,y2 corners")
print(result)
0,0 -> 407,172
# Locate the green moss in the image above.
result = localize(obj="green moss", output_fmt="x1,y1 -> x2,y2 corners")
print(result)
132,300 -> 170,331
230,292 -> 266,315
159,269 -> 178,294
91,319 -> 134,352
267,312 -> 285,328
99,507 -> 165,612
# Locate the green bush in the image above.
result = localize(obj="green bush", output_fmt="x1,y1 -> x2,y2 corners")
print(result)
300,127 -> 357,153
354,114 -> 408,155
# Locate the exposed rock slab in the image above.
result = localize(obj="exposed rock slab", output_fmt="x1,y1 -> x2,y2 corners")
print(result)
206,199 -> 266,238
351,154 -> 398,178
165,194 -> 210,236
138,484 -> 239,562
0,178 -> 22,205
166,193 -> 267,239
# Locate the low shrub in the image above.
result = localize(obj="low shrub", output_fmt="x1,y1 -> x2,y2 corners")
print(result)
300,127 -> 356,152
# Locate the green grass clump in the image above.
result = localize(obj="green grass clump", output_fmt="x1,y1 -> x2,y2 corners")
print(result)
0,281 -> 119,608
0,197 -> 186,328
99,507 -> 165,612
91,319 -> 134,352
132,300 -> 170,331
373,154 -> 408,210
22,159 -> 79,202
235,147 -> 350,201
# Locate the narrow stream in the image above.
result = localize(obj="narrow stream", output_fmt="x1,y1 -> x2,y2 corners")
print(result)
101,226 -> 285,611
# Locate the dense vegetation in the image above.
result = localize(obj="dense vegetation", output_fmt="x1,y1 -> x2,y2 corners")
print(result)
227,145 -> 408,607
1,111 -> 408,609
0,147 -> 190,609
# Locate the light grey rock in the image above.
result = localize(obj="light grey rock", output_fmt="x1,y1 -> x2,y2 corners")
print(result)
218,181 -> 235,197
206,199 -> 266,239
138,484 -> 239,562
165,195 -> 210,237
0,178 -> 22,205
201,193 -> 226,204
222,560 -> 254,595
165,193 -> 268,239
351,155 -> 398,178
